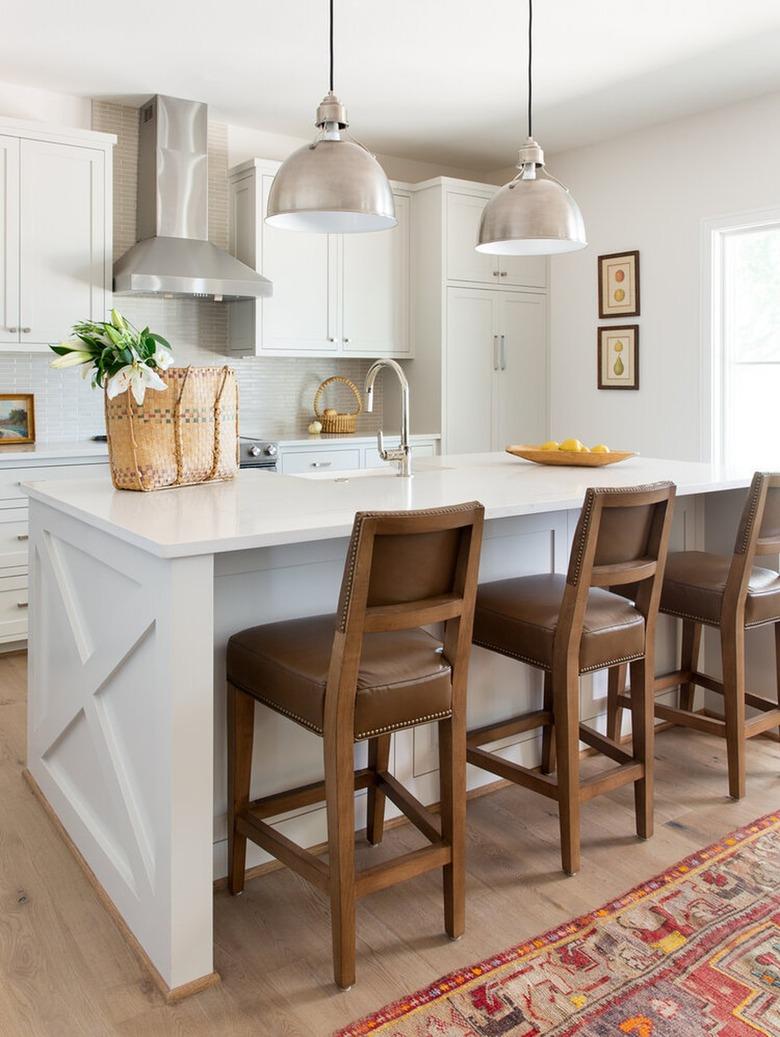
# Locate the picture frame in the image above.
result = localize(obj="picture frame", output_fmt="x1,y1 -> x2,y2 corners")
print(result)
598,326 -> 639,390
598,250 -> 640,318
0,394 -> 36,444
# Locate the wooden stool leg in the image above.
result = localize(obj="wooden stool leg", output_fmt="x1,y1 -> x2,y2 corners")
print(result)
606,663 -> 627,742
227,681 -> 255,896
325,725 -> 357,990
630,658 -> 654,840
553,667 -> 581,876
438,715 -> 466,939
365,734 -> 391,846
721,624 -> 746,801
679,620 -> 701,712
541,671 -> 556,775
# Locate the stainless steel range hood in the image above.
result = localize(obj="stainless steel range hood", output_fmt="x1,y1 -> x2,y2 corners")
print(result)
113,95 -> 272,301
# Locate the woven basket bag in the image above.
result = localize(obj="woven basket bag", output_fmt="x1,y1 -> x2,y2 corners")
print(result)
104,366 -> 239,491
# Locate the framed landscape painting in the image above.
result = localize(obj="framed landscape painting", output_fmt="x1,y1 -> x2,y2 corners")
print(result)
598,326 -> 639,390
598,250 -> 640,318
0,394 -> 35,444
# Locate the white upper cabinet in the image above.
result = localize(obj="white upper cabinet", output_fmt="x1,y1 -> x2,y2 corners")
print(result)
0,119 -> 113,354
0,136 -> 20,347
228,159 -> 411,357
445,185 -> 547,290
341,193 -> 410,355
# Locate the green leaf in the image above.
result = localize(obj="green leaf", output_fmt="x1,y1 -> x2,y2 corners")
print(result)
150,333 -> 172,349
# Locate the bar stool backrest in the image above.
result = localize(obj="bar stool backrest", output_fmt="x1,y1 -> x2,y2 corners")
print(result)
327,502 -> 485,736
555,482 -> 677,668
725,472 -> 780,622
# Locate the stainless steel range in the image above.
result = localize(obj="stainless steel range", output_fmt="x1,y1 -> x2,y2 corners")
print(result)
238,438 -> 279,471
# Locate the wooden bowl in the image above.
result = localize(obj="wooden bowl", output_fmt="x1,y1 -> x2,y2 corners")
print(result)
506,445 -> 637,467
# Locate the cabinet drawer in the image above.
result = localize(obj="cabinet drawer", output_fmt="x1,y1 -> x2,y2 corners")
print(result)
0,573 -> 28,642
280,449 -> 361,474
0,462 -> 111,502
0,508 -> 28,568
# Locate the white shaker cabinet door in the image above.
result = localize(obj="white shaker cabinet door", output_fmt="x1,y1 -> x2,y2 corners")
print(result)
260,174 -> 337,353
494,291 -> 547,449
19,140 -> 107,347
445,288 -> 495,454
0,136 -> 20,347
445,191 -> 498,285
341,193 -> 410,356
498,253 -> 548,290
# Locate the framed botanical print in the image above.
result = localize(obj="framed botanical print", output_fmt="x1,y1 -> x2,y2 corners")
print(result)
598,326 -> 639,390
598,250 -> 640,318
0,394 -> 35,444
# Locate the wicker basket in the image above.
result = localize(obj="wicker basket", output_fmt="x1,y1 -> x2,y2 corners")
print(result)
313,376 -> 363,434
104,366 -> 239,491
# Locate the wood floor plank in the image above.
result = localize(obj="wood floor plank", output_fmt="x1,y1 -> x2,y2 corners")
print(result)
1,651 -> 778,1036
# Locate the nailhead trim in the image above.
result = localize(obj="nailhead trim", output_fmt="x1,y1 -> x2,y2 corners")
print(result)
355,709 -> 453,741
472,637 -> 644,675
661,605 -> 780,631
736,473 -> 764,555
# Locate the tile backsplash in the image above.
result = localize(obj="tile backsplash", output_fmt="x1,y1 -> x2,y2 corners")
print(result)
2,101 -> 383,443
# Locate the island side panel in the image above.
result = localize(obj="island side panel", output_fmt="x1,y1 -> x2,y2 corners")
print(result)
27,499 -> 216,995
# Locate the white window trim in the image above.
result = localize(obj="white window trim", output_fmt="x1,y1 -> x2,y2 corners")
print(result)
701,206 -> 780,464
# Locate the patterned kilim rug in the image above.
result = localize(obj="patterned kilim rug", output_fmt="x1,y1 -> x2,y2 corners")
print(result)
336,811 -> 780,1037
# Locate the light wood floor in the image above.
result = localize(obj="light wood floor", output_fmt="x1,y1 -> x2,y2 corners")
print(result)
0,652 -> 777,1037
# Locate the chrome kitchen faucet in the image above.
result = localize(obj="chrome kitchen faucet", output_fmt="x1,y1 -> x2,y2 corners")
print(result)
364,359 -> 412,477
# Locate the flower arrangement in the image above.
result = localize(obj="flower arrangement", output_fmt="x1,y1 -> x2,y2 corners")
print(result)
50,310 -> 174,405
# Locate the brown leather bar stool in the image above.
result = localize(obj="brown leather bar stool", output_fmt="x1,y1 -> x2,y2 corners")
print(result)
467,482 -> 675,876
226,502 -> 484,990
608,471 -> 780,801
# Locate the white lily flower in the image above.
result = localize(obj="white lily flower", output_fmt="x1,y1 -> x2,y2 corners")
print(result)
50,350 -> 93,369
106,362 -> 168,405
153,345 -> 174,370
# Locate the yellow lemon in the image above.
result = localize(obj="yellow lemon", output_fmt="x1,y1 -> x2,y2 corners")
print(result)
591,444 -> 610,453
539,440 -> 559,451
560,438 -> 586,452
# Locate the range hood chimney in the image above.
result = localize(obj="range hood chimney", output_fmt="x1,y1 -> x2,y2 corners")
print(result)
113,95 -> 272,301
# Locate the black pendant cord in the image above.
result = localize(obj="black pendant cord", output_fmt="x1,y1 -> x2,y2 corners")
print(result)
329,0 -> 335,92
527,0 -> 533,139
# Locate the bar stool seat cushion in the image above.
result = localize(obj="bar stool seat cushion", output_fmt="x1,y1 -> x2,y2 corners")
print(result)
660,550 -> 780,628
227,614 -> 452,740
473,574 -> 645,674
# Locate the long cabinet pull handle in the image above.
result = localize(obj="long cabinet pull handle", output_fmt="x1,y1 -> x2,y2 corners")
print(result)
16,534 -> 28,541
492,334 -> 499,371
500,333 -> 506,371
310,461 -> 332,468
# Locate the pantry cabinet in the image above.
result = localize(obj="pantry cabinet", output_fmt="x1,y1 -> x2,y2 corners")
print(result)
227,159 -> 411,358
445,288 -> 546,454
0,118 -> 114,353
406,176 -> 549,454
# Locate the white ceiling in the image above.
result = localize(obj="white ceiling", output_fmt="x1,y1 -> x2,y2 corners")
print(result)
4,0 -> 780,170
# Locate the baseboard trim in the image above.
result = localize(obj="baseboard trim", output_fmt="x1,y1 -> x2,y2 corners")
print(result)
22,768 -> 221,1004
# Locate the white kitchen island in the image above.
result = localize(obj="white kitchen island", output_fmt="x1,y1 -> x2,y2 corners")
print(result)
23,452 -> 759,999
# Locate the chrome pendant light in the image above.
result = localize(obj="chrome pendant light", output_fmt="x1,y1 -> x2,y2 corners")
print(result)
266,0 -> 396,234
477,0 -> 586,255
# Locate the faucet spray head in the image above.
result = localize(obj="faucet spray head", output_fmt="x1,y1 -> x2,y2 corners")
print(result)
365,385 -> 374,413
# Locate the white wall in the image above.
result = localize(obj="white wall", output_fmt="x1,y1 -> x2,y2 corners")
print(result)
545,90 -> 780,461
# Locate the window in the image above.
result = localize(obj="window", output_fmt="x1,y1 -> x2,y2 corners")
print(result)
712,218 -> 780,468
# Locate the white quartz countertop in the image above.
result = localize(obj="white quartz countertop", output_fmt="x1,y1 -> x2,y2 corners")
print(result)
0,439 -> 108,466
265,433 -> 441,447
24,452 -> 753,559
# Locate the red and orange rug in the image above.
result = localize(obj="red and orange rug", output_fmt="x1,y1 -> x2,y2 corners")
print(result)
337,811 -> 780,1036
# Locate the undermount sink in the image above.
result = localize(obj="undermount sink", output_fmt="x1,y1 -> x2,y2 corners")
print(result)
294,462 -> 450,481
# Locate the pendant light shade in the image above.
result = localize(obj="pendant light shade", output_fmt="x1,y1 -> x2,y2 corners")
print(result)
266,94 -> 396,233
477,0 -> 586,256
477,141 -> 586,255
266,2 -> 396,234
